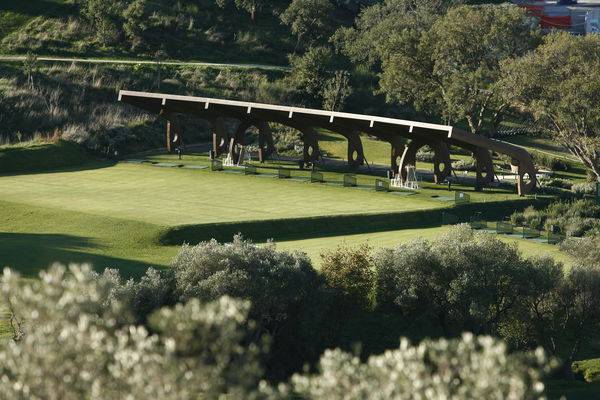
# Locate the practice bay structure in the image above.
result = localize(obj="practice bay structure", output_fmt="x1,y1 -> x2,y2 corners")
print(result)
118,90 -> 537,195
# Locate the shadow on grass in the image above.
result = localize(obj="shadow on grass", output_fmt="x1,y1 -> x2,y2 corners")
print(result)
0,160 -> 117,178
0,232 -> 154,279
160,198 -> 549,245
0,141 -> 114,176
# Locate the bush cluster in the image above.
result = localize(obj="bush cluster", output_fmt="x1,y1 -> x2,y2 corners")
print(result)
4,228 -> 600,396
572,182 -> 596,196
451,158 -> 477,172
415,150 -> 435,163
271,124 -> 303,156
531,152 -> 571,171
510,199 -> 600,236
537,176 -> 572,190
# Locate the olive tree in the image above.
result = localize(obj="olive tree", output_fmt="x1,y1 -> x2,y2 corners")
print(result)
506,237 -> 600,379
266,333 -> 554,400
170,235 -> 332,379
320,243 -> 374,310
0,264 -> 262,399
280,0 -> 336,50
374,224 -> 531,335
80,0 -> 123,46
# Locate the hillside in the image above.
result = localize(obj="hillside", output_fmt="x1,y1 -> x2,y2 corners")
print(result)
0,0 -> 296,65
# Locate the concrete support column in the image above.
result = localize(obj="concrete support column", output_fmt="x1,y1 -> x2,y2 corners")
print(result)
513,158 -> 536,196
160,111 -> 182,153
472,147 -> 495,190
345,131 -> 365,171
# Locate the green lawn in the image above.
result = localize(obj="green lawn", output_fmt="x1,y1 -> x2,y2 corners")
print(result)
0,199 -> 177,278
0,162 -> 444,226
271,225 -> 571,269
0,158 -> 560,277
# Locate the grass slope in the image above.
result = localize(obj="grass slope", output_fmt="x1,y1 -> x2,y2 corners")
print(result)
0,140 -> 92,173
0,0 -> 294,65
0,0 -> 69,39
0,199 -> 176,279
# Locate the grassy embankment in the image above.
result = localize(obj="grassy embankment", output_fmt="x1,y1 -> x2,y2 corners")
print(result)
0,0 -> 294,65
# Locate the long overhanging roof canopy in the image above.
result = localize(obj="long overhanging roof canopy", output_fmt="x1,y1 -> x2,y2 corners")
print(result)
118,90 -> 536,194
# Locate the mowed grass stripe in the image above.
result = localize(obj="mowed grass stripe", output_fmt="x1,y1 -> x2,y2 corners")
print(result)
0,163 -> 443,226
270,226 -> 571,269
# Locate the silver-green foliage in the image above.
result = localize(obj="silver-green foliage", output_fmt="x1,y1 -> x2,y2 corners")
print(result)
170,236 -> 330,378
0,264 -> 260,399
267,333 -> 553,400
171,235 -> 322,331
374,224 -> 537,335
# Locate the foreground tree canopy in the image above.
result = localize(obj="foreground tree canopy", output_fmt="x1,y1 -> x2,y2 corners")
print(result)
501,32 -> 600,181
0,260 -> 554,399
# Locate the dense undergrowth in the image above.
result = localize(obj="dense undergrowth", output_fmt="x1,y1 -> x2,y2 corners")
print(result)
511,200 -> 600,237
0,62 -> 296,155
0,0 -> 297,65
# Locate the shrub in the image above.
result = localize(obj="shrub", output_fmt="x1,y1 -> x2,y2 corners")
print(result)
320,243 -> 374,311
511,205 -> 544,230
271,123 -> 303,155
547,178 -> 572,189
415,150 -> 435,163
511,200 -> 600,236
99,267 -> 175,324
270,334 -> 554,400
572,182 -> 595,196
511,212 -> 525,226
523,205 -> 544,230
170,235 -> 332,379
374,225 -> 529,335
451,158 -> 477,171
0,264 -> 261,399
532,152 -> 570,171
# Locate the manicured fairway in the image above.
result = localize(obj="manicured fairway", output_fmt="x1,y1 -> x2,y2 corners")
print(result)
0,162 -> 444,226
0,159 -> 562,278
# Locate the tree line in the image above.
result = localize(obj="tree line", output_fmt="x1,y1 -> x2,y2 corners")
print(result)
289,1 -> 600,180
2,225 -> 599,397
